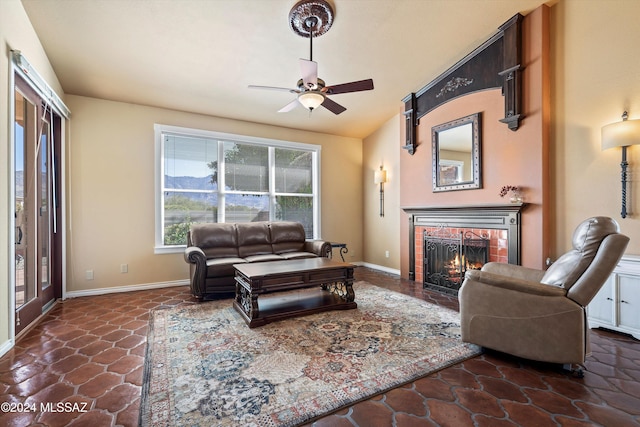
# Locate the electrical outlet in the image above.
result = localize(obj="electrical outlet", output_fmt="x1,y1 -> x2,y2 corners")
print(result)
385,250 -> 390,258
85,270 -> 94,280
120,264 -> 128,273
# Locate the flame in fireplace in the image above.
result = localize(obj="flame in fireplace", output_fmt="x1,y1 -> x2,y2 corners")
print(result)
448,253 -> 484,276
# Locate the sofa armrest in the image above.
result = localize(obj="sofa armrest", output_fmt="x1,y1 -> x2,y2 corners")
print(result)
464,269 -> 567,297
184,246 -> 207,298
305,240 -> 331,258
184,245 -> 206,264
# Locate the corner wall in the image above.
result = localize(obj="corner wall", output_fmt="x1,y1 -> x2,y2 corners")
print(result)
362,114 -> 402,272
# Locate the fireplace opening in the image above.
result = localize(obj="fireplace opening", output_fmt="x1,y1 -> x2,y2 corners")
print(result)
423,228 -> 489,294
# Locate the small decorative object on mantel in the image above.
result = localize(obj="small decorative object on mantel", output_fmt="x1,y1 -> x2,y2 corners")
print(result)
499,185 -> 523,203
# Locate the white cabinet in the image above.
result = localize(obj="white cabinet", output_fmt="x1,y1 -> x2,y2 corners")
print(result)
587,255 -> 640,340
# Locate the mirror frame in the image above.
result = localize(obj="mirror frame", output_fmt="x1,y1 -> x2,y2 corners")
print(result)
431,112 -> 482,192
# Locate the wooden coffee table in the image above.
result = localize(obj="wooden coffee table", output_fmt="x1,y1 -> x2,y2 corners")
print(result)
233,258 -> 356,327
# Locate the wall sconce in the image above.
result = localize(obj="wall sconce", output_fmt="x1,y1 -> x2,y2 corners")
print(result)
602,111 -> 640,218
374,165 -> 387,217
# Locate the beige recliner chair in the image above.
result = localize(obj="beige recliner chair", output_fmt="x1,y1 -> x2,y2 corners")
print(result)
459,216 -> 629,370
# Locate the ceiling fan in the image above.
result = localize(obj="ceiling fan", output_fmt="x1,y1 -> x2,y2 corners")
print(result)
249,0 -> 374,115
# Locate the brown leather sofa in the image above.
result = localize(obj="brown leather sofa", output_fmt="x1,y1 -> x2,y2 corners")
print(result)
184,221 -> 331,299
459,216 -> 629,368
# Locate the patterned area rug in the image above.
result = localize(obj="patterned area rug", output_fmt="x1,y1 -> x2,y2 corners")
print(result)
139,282 -> 481,426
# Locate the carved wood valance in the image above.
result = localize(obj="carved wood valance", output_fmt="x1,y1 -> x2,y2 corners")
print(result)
402,14 -> 523,154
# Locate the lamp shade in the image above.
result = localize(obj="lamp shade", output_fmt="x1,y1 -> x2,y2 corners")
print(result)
374,168 -> 387,184
298,91 -> 325,110
602,118 -> 640,150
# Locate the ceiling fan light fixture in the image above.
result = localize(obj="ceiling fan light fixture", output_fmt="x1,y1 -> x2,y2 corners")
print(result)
298,91 -> 325,110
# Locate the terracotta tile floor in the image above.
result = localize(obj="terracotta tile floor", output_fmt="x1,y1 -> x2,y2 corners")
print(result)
1,268 -> 639,426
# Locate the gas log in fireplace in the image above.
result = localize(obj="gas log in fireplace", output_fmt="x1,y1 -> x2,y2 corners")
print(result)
423,227 -> 489,294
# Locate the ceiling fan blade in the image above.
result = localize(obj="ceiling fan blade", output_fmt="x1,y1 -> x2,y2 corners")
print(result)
321,97 -> 347,115
278,98 -> 300,113
248,85 -> 299,94
324,79 -> 374,95
300,59 -> 318,89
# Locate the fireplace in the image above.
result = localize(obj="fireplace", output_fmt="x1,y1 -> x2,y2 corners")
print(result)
423,228 -> 489,294
402,204 -> 525,292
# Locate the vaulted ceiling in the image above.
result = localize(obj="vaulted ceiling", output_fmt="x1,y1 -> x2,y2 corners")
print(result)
22,0 -> 547,138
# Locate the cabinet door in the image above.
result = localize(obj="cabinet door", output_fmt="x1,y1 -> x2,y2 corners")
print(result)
619,275 -> 640,331
587,275 -> 615,326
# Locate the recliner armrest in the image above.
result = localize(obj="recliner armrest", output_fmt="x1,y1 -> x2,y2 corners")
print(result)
464,269 -> 567,297
304,240 -> 331,258
481,262 -> 546,282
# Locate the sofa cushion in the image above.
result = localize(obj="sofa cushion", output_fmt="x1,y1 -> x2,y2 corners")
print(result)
237,222 -> 273,257
270,221 -> 306,254
279,251 -> 317,260
190,223 -> 239,258
206,257 -> 247,278
244,254 -> 285,263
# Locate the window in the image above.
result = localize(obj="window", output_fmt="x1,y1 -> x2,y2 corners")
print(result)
155,125 -> 320,252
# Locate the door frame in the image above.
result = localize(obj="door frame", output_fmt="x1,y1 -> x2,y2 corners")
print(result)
9,58 -> 68,344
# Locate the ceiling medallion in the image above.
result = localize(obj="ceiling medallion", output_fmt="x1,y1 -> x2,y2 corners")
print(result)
288,0 -> 334,38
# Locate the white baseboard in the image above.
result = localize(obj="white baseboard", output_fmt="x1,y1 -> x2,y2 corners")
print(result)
355,262 -> 401,276
0,339 -> 15,359
62,261 -> 403,300
64,279 -> 190,299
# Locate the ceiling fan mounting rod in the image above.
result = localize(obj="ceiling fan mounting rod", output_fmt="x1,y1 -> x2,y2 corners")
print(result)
305,16 -> 317,61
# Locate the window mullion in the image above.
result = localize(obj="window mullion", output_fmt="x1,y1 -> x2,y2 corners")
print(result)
218,140 -> 225,223
269,147 -> 276,221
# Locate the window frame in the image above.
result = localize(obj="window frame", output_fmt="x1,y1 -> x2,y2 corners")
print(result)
154,124 -> 321,254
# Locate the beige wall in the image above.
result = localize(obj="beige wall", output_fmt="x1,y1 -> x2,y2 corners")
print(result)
550,0 -> 640,256
362,114 -> 402,271
65,95 -> 363,292
0,0 -> 66,349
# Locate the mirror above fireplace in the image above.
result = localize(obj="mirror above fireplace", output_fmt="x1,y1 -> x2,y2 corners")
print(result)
432,112 -> 481,192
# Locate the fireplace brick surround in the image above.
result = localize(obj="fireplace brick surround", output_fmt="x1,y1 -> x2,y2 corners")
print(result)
402,204 -> 525,282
